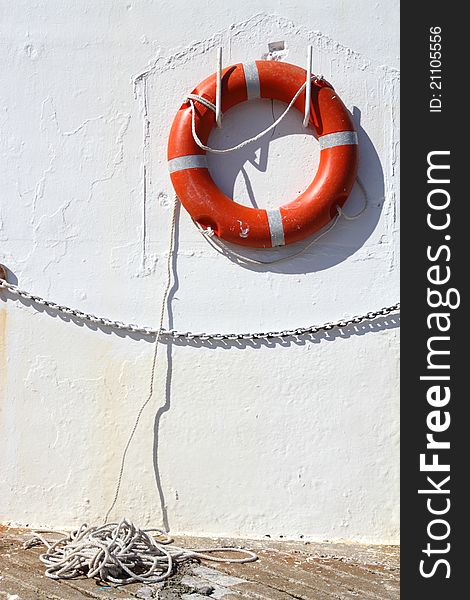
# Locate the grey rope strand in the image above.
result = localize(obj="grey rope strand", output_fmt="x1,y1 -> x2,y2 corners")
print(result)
104,195 -> 178,524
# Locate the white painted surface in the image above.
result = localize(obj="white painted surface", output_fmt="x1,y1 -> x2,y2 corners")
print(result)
0,2 -> 399,543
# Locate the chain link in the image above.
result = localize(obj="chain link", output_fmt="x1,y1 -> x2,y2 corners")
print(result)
0,279 -> 399,341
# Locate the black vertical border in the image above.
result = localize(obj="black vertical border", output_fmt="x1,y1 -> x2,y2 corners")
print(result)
401,6 -> 465,598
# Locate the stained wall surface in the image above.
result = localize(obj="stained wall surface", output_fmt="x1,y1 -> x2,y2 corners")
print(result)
0,1 -> 399,543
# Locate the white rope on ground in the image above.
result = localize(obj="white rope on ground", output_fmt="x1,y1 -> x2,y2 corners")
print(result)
23,197 -> 258,585
24,519 -> 257,585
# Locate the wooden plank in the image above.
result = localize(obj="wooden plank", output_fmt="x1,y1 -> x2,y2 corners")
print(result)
213,549 -> 398,600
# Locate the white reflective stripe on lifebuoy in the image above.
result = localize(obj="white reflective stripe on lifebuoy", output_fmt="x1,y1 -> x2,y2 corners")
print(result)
266,209 -> 285,247
243,63 -> 261,100
168,155 -> 208,173
318,131 -> 358,150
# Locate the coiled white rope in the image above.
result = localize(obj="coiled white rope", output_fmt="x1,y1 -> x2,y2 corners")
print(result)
24,519 -> 257,585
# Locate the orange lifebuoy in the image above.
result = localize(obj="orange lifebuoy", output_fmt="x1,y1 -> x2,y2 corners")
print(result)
167,60 -> 358,248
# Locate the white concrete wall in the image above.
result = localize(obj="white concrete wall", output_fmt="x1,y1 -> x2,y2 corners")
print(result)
0,1 -> 399,543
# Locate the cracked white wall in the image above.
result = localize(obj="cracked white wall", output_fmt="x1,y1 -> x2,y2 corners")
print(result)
0,2 -> 399,543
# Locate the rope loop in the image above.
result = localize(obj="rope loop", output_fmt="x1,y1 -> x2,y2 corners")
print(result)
187,79 -> 308,154
24,518 -> 257,585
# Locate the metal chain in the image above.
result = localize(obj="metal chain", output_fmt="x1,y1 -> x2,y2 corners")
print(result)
0,278 -> 399,341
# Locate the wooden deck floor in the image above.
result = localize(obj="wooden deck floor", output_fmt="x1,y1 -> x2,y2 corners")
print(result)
0,527 -> 399,600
